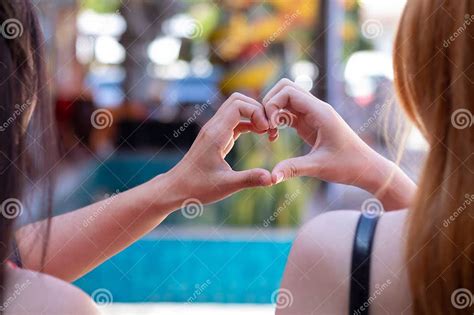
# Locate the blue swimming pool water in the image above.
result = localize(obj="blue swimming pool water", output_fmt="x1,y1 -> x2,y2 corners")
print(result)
61,153 -> 296,303
74,234 -> 293,303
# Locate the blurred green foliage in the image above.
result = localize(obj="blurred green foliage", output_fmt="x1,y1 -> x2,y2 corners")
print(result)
342,1 -> 372,60
82,0 -> 121,13
228,130 -> 315,227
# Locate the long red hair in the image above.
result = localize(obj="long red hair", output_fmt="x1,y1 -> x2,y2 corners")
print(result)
393,0 -> 474,314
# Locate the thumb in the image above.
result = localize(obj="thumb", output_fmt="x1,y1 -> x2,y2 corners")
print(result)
228,168 -> 273,189
272,156 -> 310,184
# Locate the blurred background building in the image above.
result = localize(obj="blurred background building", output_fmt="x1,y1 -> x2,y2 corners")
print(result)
30,0 -> 422,313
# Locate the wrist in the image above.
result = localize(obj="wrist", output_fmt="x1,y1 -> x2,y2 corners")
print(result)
358,152 -> 416,210
358,153 -> 393,194
146,170 -> 187,215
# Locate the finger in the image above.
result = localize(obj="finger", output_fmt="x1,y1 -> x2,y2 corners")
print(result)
268,128 -> 279,142
223,138 -> 235,156
263,78 -> 295,104
230,92 -> 262,108
233,120 -> 278,142
269,133 -> 279,142
224,122 -> 268,156
263,78 -> 311,105
269,110 -> 298,130
265,86 -> 313,129
271,156 -> 312,184
226,168 -> 273,189
219,100 -> 269,132
220,92 -> 263,112
238,102 -> 269,131
218,93 -> 268,131
233,121 -> 267,139
204,101 -> 269,151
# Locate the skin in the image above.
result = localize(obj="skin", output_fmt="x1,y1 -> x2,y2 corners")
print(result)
277,210 -> 411,315
4,266 -> 101,315
262,79 -> 416,210
260,80 -> 415,314
8,80 -> 416,313
10,92 -> 273,313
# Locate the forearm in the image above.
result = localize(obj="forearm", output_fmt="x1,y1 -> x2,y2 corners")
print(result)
15,172 -> 183,282
14,92 -> 272,282
357,152 -> 417,210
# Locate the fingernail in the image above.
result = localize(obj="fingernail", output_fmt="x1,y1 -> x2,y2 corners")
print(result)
274,173 -> 284,184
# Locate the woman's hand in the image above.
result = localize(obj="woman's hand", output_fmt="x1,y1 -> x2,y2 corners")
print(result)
263,79 -> 379,185
262,79 -> 416,210
162,92 -> 273,208
17,93 -> 274,282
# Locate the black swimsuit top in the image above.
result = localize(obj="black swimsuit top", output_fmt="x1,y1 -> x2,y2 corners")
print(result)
349,214 -> 380,315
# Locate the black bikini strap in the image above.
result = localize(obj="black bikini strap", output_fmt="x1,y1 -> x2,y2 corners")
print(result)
349,214 -> 380,315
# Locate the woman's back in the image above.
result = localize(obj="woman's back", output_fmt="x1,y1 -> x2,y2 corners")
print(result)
278,210 -> 411,315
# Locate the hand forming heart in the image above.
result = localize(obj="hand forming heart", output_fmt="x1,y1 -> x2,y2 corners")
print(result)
165,92 -> 272,206
262,78 -> 381,187
164,78 -> 407,210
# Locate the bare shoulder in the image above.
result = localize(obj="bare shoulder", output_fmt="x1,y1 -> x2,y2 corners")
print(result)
277,210 -> 410,315
3,267 -> 101,315
370,209 -> 411,314
276,210 -> 361,315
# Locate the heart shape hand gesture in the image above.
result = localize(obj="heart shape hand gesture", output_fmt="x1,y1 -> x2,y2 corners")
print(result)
263,79 -> 378,186
164,79 -> 415,211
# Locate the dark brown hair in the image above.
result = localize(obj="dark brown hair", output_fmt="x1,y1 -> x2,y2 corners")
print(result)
394,0 -> 473,314
0,0 -> 58,306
